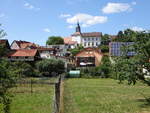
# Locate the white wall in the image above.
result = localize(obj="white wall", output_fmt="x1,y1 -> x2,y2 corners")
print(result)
72,36 -> 82,44
81,37 -> 101,48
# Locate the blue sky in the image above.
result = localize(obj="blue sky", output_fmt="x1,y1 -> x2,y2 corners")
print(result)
0,0 -> 149,45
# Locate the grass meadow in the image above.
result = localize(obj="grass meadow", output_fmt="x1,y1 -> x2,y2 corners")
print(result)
63,78 -> 150,113
9,77 -> 56,113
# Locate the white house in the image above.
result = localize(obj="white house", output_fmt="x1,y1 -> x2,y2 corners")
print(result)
64,22 -> 102,48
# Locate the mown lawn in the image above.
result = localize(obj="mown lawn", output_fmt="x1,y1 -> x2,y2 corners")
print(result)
64,78 -> 150,113
9,78 -> 55,113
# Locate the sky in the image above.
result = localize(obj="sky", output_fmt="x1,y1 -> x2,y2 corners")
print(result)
0,0 -> 150,45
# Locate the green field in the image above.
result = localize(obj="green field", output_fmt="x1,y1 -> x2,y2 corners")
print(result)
9,78 -> 55,113
64,78 -> 150,113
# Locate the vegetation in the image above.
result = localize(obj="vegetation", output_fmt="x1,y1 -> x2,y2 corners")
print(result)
64,79 -> 150,113
114,29 -> 137,42
36,59 -> 65,77
99,34 -> 110,53
0,25 -> 19,113
46,36 -> 64,45
112,30 -> 150,85
69,45 -> 84,56
80,56 -> 112,78
10,78 -> 54,113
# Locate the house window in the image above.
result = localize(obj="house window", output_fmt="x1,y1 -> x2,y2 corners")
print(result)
96,42 -> 98,46
16,56 -> 19,59
88,38 -> 90,41
88,42 -> 90,46
84,42 -> 86,46
84,38 -> 86,41
96,38 -> 98,41
92,42 -> 94,46
25,56 -> 29,59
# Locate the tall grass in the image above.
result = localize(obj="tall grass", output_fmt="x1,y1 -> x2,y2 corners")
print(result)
64,78 -> 150,113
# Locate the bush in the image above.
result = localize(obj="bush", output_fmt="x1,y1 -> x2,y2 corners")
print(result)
99,45 -> 109,53
36,59 -> 65,77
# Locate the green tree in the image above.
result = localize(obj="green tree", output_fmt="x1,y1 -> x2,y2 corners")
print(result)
101,34 -> 110,45
114,29 -> 137,42
69,45 -> 84,56
96,56 -> 112,78
99,34 -> 110,53
0,25 -> 7,57
36,59 -> 65,77
113,31 -> 150,85
0,25 -> 19,113
12,62 -> 34,77
46,36 -> 64,45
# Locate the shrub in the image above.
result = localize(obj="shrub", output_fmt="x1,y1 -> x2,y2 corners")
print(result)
36,59 -> 65,77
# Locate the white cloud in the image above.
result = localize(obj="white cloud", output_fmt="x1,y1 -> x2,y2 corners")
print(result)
131,1 -> 137,5
130,26 -> 144,32
24,2 -> 40,11
43,28 -> 51,33
0,13 -> 5,18
68,25 -> 74,29
24,3 -> 34,9
66,13 -> 107,27
60,14 -> 71,18
102,2 -> 132,14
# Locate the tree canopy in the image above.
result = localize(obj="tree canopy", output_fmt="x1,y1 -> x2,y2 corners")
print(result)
46,36 -> 64,45
36,59 -> 65,77
114,29 -> 137,42
112,31 -> 150,85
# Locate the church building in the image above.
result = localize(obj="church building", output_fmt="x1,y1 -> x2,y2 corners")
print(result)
66,22 -> 102,48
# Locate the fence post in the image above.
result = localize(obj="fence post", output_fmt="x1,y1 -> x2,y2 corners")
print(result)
31,79 -> 33,93
54,76 -> 61,113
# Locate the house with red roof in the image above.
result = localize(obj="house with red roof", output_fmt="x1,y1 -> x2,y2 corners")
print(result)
11,40 -> 38,50
64,37 -> 77,49
6,49 -> 40,61
75,48 -> 103,67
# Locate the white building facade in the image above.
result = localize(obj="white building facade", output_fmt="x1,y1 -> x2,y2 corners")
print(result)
70,22 -> 102,48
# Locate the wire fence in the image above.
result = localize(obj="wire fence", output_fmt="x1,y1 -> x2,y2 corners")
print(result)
1,75 -> 65,113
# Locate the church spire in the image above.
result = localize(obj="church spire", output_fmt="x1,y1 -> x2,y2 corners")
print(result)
76,21 -> 81,33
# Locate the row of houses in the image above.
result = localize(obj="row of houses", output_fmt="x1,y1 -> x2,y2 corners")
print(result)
0,22 -> 137,68
0,38 -> 136,67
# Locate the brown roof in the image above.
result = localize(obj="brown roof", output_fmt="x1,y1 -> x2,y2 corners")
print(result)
76,48 -> 102,57
71,32 -> 102,37
64,37 -> 77,45
37,47 -> 54,51
13,40 -> 38,49
81,32 -> 102,37
109,35 -> 117,39
8,49 -> 38,57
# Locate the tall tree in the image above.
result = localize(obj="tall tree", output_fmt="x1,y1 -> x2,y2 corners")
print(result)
0,25 -> 18,113
46,36 -> 64,45
113,31 -> 150,85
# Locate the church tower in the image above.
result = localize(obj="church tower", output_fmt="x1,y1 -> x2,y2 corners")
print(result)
76,21 -> 81,33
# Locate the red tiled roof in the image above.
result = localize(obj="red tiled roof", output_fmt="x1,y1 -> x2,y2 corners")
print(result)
37,47 -> 54,51
8,49 -> 38,57
13,40 -> 38,49
64,37 -> 77,45
76,48 -> 102,57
